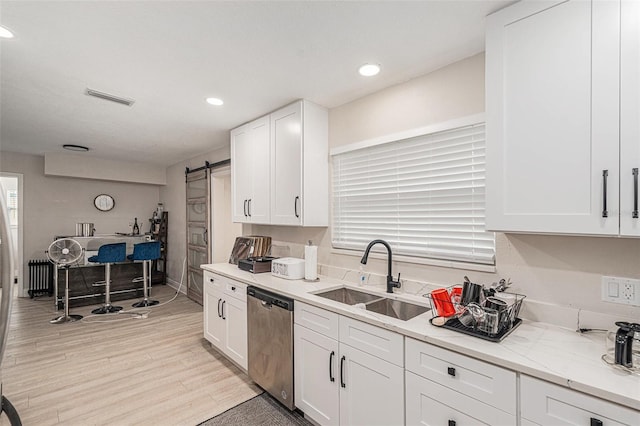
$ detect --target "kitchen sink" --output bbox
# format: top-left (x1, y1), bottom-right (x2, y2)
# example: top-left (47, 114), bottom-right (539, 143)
top-left (314, 287), bottom-right (431, 321)
top-left (314, 287), bottom-right (381, 305)
top-left (364, 298), bottom-right (431, 321)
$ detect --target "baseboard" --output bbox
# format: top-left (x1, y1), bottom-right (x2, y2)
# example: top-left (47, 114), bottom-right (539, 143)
top-left (166, 277), bottom-right (186, 294)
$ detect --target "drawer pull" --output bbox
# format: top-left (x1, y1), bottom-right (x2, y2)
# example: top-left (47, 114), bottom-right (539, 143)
top-left (217, 298), bottom-right (222, 318)
top-left (340, 355), bottom-right (346, 388)
top-left (221, 300), bottom-right (226, 320)
top-left (447, 367), bottom-right (456, 377)
top-left (231, 286), bottom-right (236, 291)
top-left (590, 418), bottom-right (603, 426)
top-left (448, 420), bottom-right (456, 426)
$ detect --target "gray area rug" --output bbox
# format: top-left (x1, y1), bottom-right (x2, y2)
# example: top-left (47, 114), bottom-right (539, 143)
top-left (198, 393), bottom-right (313, 426)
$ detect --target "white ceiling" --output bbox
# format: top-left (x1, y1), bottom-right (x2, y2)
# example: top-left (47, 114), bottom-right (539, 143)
top-left (0, 1), bottom-right (511, 167)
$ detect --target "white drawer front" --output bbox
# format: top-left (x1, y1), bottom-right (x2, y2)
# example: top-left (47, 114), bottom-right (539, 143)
top-left (406, 371), bottom-right (516, 426)
top-left (521, 375), bottom-right (640, 426)
top-left (405, 338), bottom-right (516, 414)
top-left (224, 279), bottom-right (247, 302)
top-left (204, 271), bottom-right (224, 292)
top-left (339, 316), bottom-right (403, 367)
top-left (294, 302), bottom-right (339, 340)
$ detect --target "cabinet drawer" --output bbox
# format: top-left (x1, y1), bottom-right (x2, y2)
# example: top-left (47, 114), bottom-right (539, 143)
top-left (203, 271), bottom-right (224, 292)
top-left (521, 375), bottom-right (640, 425)
top-left (339, 316), bottom-right (403, 367)
top-left (294, 302), bottom-right (339, 340)
top-left (224, 280), bottom-right (247, 302)
top-left (406, 371), bottom-right (515, 426)
top-left (405, 338), bottom-right (516, 414)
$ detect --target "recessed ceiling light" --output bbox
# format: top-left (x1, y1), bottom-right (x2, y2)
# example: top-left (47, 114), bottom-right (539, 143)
top-left (206, 97), bottom-right (224, 106)
top-left (0, 26), bottom-right (14, 39)
top-left (63, 144), bottom-right (89, 152)
top-left (359, 63), bottom-right (381, 77)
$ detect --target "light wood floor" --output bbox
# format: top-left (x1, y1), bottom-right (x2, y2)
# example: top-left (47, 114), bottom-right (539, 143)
top-left (0, 285), bottom-right (261, 426)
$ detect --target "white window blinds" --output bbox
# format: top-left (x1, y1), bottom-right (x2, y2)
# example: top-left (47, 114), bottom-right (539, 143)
top-left (331, 122), bottom-right (495, 265)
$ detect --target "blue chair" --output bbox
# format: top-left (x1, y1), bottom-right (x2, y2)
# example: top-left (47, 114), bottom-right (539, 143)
top-left (89, 242), bottom-right (126, 314)
top-left (128, 241), bottom-right (161, 307)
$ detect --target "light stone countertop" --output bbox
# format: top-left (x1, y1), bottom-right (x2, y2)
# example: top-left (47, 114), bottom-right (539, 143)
top-left (201, 262), bottom-right (640, 411)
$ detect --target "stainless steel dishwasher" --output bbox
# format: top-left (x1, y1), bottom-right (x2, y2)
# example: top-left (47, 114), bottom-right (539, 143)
top-left (247, 286), bottom-right (295, 410)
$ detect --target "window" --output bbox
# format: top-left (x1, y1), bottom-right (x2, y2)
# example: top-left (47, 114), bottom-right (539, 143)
top-left (331, 117), bottom-right (495, 266)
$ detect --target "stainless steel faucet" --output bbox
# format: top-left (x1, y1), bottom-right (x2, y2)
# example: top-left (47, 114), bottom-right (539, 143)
top-left (360, 239), bottom-right (401, 293)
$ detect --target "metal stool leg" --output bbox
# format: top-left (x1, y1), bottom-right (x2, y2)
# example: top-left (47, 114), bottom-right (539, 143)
top-left (50, 267), bottom-right (83, 324)
top-left (132, 260), bottom-right (159, 307)
top-left (92, 263), bottom-right (123, 314)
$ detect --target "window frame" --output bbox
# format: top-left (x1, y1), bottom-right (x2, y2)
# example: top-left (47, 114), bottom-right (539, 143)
top-left (330, 114), bottom-right (496, 272)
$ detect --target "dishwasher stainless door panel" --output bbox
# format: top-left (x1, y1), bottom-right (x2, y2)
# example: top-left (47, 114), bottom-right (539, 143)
top-left (247, 288), bottom-right (294, 410)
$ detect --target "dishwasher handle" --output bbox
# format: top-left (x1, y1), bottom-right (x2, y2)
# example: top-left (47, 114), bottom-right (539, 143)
top-left (247, 286), bottom-right (294, 311)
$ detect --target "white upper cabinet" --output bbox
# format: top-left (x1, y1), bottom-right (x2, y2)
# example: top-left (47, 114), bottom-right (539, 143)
top-left (231, 99), bottom-right (328, 227)
top-left (621, 0), bottom-right (640, 236)
top-left (231, 116), bottom-right (270, 224)
top-left (270, 100), bottom-right (328, 226)
top-left (486, 0), bottom-right (622, 235)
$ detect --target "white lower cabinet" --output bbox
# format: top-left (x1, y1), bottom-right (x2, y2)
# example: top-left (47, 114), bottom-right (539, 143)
top-left (405, 371), bottom-right (515, 426)
top-left (520, 375), bottom-right (640, 426)
top-left (339, 342), bottom-right (404, 426)
top-left (405, 338), bottom-right (516, 426)
top-left (203, 271), bottom-right (248, 370)
top-left (294, 302), bottom-right (404, 426)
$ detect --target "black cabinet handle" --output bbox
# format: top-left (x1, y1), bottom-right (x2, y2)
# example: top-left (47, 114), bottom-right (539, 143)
top-left (221, 300), bottom-right (226, 320)
top-left (210, 277), bottom-right (214, 282)
top-left (243, 199), bottom-right (248, 217)
top-left (602, 170), bottom-right (608, 218)
top-left (329, 351), bottom-right (335, 382)
top-left (448, 421), bottom-right (456, 426)
top-left (447, 367), bottom-right (456, 377)
top-left (340, 355), bottom-right (346, 388)
top-left (248, 199), bottom-right (252, 217)
top-left (294, 196), bottom-right (300, 218)
top-left (217, 298), bottom-right (222, 318)
top-left (231, 286), bottom-right (236, 291)
top-left (590, 418), bottom-right (603, 426)
top-left (633, 168), bottom-right (638, 219)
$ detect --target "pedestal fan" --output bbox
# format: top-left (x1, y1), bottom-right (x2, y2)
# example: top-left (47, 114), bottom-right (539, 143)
top-left (47, 238), bottom-right (83, 324)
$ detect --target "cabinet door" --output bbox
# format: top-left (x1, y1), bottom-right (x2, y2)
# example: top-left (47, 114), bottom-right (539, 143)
top-left (405, 371), bottom-right (515, 426)
top-left (203, 276), bottom-right (224, 348)
top-left (247, 116), bottom-right (270, 224)
top-left (271, 102), bottom-right (303, 226)
top-left (486, 0), bottom-right (620, 235)
top-left (620, 0), bottom-right (640, 236)
top-left (223, 295), bottom-right (248, 370)
top-left (339, 343), bottom-right (404, 426)
top-left (231, 124), bottom-right (252, 223)
top-left (294, 324), bottom-right (339, 426)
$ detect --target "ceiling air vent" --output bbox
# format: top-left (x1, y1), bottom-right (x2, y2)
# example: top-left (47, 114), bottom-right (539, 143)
top-left (85, 88), bottom-right (135, 106)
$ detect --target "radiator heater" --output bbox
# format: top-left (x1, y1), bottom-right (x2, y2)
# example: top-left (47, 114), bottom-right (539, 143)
top-left (28, 259), bottom-right (54, 298)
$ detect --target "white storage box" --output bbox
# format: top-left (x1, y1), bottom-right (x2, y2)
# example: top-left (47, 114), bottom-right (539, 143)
top-left (271, 257), bottom-right (305, 280)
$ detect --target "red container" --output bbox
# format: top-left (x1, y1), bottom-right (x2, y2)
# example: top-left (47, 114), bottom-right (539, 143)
top-left (431, 288), bottom-right (456, 317)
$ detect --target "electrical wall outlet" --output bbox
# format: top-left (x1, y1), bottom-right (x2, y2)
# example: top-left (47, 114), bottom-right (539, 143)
top-left (601, 276), bottom-right (640, 306)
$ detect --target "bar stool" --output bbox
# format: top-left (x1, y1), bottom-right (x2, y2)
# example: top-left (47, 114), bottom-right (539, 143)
top-left (89, 242), bottom-right (126, 314)
top-left (129, 241), bottom-right (161, 308)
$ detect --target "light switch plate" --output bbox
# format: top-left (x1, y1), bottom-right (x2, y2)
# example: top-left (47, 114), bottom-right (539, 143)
top-left (601, 276), bottom-right (640, 306)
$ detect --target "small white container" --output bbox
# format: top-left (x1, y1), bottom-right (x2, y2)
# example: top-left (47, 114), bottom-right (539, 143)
top-left (271, 257), bottom-right (305, 280)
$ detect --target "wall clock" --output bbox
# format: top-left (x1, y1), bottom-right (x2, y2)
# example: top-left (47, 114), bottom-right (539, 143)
top-left (94, 194), bottom-right (115, 212)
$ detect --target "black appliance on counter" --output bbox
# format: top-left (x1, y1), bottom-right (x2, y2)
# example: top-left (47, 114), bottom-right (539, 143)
top-left (238, 256), bottom-right (278, 274)
top-left (614, 321), bottom-right (640, 368)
